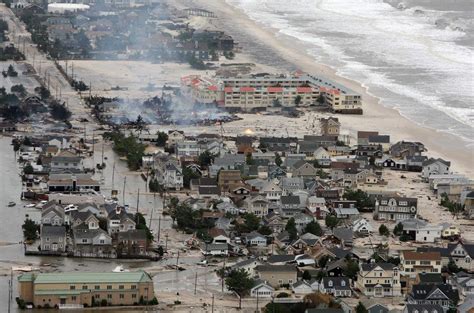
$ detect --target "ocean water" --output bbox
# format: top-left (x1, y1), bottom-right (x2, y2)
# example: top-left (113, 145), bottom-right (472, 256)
top-left (227, 0), bottom-right (474, 145)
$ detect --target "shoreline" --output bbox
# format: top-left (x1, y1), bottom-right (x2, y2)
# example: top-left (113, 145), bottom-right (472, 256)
top-left (172, 0), bottom-right (473, 178)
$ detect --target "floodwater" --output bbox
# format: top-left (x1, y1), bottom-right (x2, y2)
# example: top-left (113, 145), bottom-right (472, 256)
top-left (0, 136), bottom-right (220, 311)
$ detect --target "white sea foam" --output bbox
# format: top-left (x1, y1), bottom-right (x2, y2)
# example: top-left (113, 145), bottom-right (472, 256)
top-left (228, 0), bottom-right (474, 142)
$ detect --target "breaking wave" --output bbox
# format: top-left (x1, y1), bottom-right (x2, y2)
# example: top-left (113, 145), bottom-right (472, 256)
top-left (227, 0), bottom-right (474, 144)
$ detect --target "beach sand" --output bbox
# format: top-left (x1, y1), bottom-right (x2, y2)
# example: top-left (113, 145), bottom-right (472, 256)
top-left (170, 0), bottom-right (473, 178)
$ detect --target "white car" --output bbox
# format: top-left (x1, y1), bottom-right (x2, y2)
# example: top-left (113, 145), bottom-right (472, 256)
top-left (64, 205), bottom-right (78, 213)
top-left (24, 203), bottom-right (36, 208)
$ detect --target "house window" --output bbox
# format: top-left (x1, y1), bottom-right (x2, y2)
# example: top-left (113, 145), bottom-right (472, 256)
top-left (131, 285), bottom-right (137, 289)
top-left (95, 285), bottom-right (100, 290)
top-left (132, 294), bottom-right (137, 299)
top-left (107, 294), bottom-right (112, 299)
top-left (107, 285), bottom-right (112, 290)
top-left (119, 294), bottom-right (125, 299)
top-left (71, 296), bottom-right (76, 301)
top-left (95, 294), bottom-right (100, 299)
top-left (70, 286), bottom-right (75, 290)
top-left (119, 285), bottom-right (124, 289)
top-left (82, 285), bottom-right (88, 290)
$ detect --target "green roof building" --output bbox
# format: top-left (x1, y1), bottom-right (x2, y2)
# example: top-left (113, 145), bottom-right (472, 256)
top-left (18, 271), bottom-right (154, 309)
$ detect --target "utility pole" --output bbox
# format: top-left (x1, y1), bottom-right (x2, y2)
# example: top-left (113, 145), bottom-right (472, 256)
top-left (136, 188), bottom-right (140, 214)
top-left (92, 130), bottom-right (95, 157)
top-left (149, 193), bottom-right (155, 230)
top-left (7, 273), bottom-right (11, 313)
top-left (111, 162), bottom-right (116, 193)
top-left (256, 289), bottom-right (259, 313)
top-left (221, 258), bottom-right (226, 292)
top-left (176, 250), bottom-right (180, 269)
top-left (101, 141), bottom-right (104, 167)
top-left (157, 215), bottom-right (161, 242)
top-left (165, 233), bottom-right (168, 251)
top-left (194, 272), bottom-right (197, 295)
top-left (122, 177), bottom-right (127, 205)
top-left (211, 294), bottom-right (214, 313)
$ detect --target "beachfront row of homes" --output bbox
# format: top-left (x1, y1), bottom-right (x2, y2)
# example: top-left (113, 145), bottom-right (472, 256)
top-left (181, 72), bottom-right (363, 114)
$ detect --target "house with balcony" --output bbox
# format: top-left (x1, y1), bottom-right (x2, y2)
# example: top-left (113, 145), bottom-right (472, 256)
top-left (244, 195), bottom-right (269, 217)
top-left (374, 196), bottom-right (417, 221)
top-left (72, 228), bottom-right (115, 258)
top-left (400, 251), bottom-right (442, 278)
top-left (356, 262), bottom-right (401, 297)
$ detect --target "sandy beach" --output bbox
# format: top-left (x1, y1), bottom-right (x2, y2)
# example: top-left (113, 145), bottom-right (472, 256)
top-left (170, 0), bottom-right (473, 178)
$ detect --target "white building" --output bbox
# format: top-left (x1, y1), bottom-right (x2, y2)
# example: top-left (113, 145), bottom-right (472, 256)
top-left (176, 140), bottom-right (201, 157)
top-left (422, 158), bottom-right (451, 180)
top-left (250, 281), bottom-right (274, 298)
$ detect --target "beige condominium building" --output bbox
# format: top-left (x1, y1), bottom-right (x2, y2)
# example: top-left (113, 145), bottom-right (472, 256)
top-left (181, 72), bottom-right (362, 113)
top-left (18, 271), bottom-right (154, 309)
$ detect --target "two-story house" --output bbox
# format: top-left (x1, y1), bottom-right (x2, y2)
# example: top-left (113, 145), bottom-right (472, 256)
top-left (407, 283), bottom-right (459, 312)
top-left (218, 170), bottom-right (242, 193)
top-left (244, 195), bottom-right (269, 217)
top-left (401, 218), bottom-right (442, 243)
top-left (72, 228), bottom-right (115, 258)
top-left (176, 140), bottom-right (200, 157)
top-left (107, 207), bottom-right (136, 235)
top-left (306, 196), bottom-right (329, 220)
top-left (422, 158), bottom-right (451, 180)
top-left (261, 180), bottom-right (283, 202)
top-left (356, 262), bottom-right (401, 297)
top-left (50, 151), bottom-right (83, 173)
top-left (400, 251), bottom-right (442, 278)
top-left (116, 229), bottom-right (148, 256)
top-left (255, 264), bottom-right (297, 288)
top-left (40, 225), bottom-right (66, 252)
top-left (374, 196), bottom-right (417, 221)
top-left (319, 277), bottom-right (352, 297)
top-left (162, 163), bottom-right (183, 190)
top-left (280, 195), bottom-right (302, 217)
top-left (320, 117), bottom-right (340, 136)
top-left (167, 130), bottom-right (185, 146)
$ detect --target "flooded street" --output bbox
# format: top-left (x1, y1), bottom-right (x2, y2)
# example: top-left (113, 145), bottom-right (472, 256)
top-left (0, 136), bottom-right (227, 311)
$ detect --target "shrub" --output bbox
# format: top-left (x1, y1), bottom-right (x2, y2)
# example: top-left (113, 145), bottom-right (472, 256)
top-left (148, 297), bottom-right (158, 305)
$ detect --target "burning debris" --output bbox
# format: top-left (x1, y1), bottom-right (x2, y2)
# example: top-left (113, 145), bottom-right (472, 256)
top-left (86, 93), bottom-right (241, 128)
